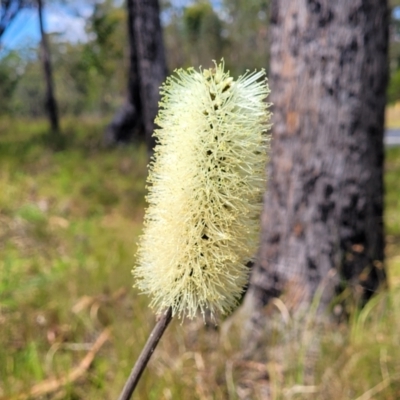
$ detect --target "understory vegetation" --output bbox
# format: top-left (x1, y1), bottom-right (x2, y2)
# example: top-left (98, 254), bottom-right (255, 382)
top-left (0, 117), bottom-right (400, 399)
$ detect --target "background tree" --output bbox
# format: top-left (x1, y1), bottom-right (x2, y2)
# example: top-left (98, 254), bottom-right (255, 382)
top-left (183, 1), bottom-right (223, 68)
top-left (244, 0), bottom-right (389, 325)
top-left (133, 0), bottom-right (167, 150)
top-left (162, 0), bottom-right (270, 76)
top-left (105, 0), bottom-right (143, 144)
top-left (222, 0), bottom-right (270, 75)
top-left (37, 0), bottom-right (59, 133)
top-left (1, 0), bottom-right (274, 121)
top-left (79, 0), bottom-right (127, 115)
top-left (105, 0), bottom-right (167, 149)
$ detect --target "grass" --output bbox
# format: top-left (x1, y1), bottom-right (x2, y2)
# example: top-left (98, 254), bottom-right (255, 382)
top-left (0, 117), bottom-right (399, 399)
top-left (386, 102), bottom-right (400, 129)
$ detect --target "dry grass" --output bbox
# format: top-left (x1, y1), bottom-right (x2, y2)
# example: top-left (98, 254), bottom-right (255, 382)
top-left (386, 102), bottom-right (400, 128)
top-left (0, 118), bottom-right (399, 399)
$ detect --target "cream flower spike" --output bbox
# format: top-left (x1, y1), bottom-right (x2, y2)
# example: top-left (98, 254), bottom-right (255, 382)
top-left (133, 60), bottom-right (271, 320)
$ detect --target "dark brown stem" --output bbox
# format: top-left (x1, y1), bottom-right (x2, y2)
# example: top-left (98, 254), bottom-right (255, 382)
top-left (118, 307), bottom-right (173, 400)
top-left (37, 0), bottom-right (59, 134)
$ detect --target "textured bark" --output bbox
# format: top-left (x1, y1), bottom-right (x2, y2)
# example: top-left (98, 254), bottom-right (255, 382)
top-left (105, 0), bottom-right (167, 149)
top-left (246, 0), bottom-right (388, 318)
top-left (133, 0), bottom-right (167, 150)
top-left (105, 0), bottom-right (142, 145)
top-left (37, 0), bottom-right (59, 134)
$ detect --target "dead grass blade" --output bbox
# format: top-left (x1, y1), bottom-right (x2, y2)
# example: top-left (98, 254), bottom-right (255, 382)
top-left (1, 328), bottom-right (111, 400)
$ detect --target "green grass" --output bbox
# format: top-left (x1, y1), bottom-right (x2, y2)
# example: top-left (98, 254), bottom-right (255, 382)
top-left (0, 118), bottom-right (400, 399)
top-left (0, 117), bottom-right (150, 399)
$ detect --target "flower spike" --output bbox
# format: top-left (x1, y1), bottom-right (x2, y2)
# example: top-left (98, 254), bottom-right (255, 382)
top-left (133, 61), bottom-right (272, 319)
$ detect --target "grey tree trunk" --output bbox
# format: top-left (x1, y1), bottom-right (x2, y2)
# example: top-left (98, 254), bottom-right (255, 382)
top-left (245, 0), bottom-right (388, 321)
top-left (105, 0), bottom-right (142, 144)
top-left (133, 0), bottom-right (167, 150)
top-left (37, 0), bottom-right (59, 134)
top-left (106, 0), bottom-right (167, 150)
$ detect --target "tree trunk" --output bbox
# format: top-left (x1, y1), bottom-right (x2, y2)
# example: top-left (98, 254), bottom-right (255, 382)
top-left (245, 0), bottom-right (388, 321)
top-left (105, 0), bottom-right (167, 150)
top-left (133, 0), bottom-right (167, 150)
top-left (105, 0), bottom-right (143, 145)
top-left (37, 0), bottom-right (59, 134)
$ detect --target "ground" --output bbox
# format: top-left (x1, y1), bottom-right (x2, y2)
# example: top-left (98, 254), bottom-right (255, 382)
top-left (0, 115), bottom-right (399, 399)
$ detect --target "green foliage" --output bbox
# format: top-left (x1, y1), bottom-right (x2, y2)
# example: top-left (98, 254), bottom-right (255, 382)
top-left (2, 0), bottom-right (399, 118)
top-left (163, 0), bottom-right (270, 75)
top-left (388, 68), bottom-right (400, 104)
top-left (388, 25), bottom-right (400, 105)
top-left (222, 0), bottom-right (270, 75)
top-left (386, 146), bottom-right (400, 237)
top-left (162, 0), bottom-right (225, 70)
top-left (0, 0), bottom-right (127, 118)
top-left (0, 51), bottom-right (24, 115)
top-left (184, 2), bottom-right (213, 41)
top-left (82, 0), bottom-right (126, 80)
top-left (52, 1), bottom-right (127, 116)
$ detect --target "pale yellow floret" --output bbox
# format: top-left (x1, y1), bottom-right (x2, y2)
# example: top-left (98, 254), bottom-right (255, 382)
top-left (133, 61), bottom-right (271, 319)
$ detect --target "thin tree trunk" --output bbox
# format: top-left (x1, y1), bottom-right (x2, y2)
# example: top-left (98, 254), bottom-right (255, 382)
top-left (37, 0), bottom-right (59, 134)
top-left (245, 0), bottom-right (388, 322)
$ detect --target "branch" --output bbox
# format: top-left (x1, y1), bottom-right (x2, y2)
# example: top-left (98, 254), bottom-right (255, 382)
top-left (118, 307), bottom-right (173, 400)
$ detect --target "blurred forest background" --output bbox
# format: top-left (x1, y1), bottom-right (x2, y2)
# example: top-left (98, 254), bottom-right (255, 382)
top-left (1, 0), bottom-right (400, 399)
top-left (2, 0), bottom-right (400, 119)
top-left (0, 0), bottom-right (270, 120)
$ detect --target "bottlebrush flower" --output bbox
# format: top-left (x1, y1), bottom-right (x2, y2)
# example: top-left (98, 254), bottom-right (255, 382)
top-left (133, 61), bottom-right (271, 319)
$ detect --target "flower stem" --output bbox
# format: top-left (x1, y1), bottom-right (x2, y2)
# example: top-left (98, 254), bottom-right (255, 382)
top-left (118, 307), bottom-right (173, 400)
